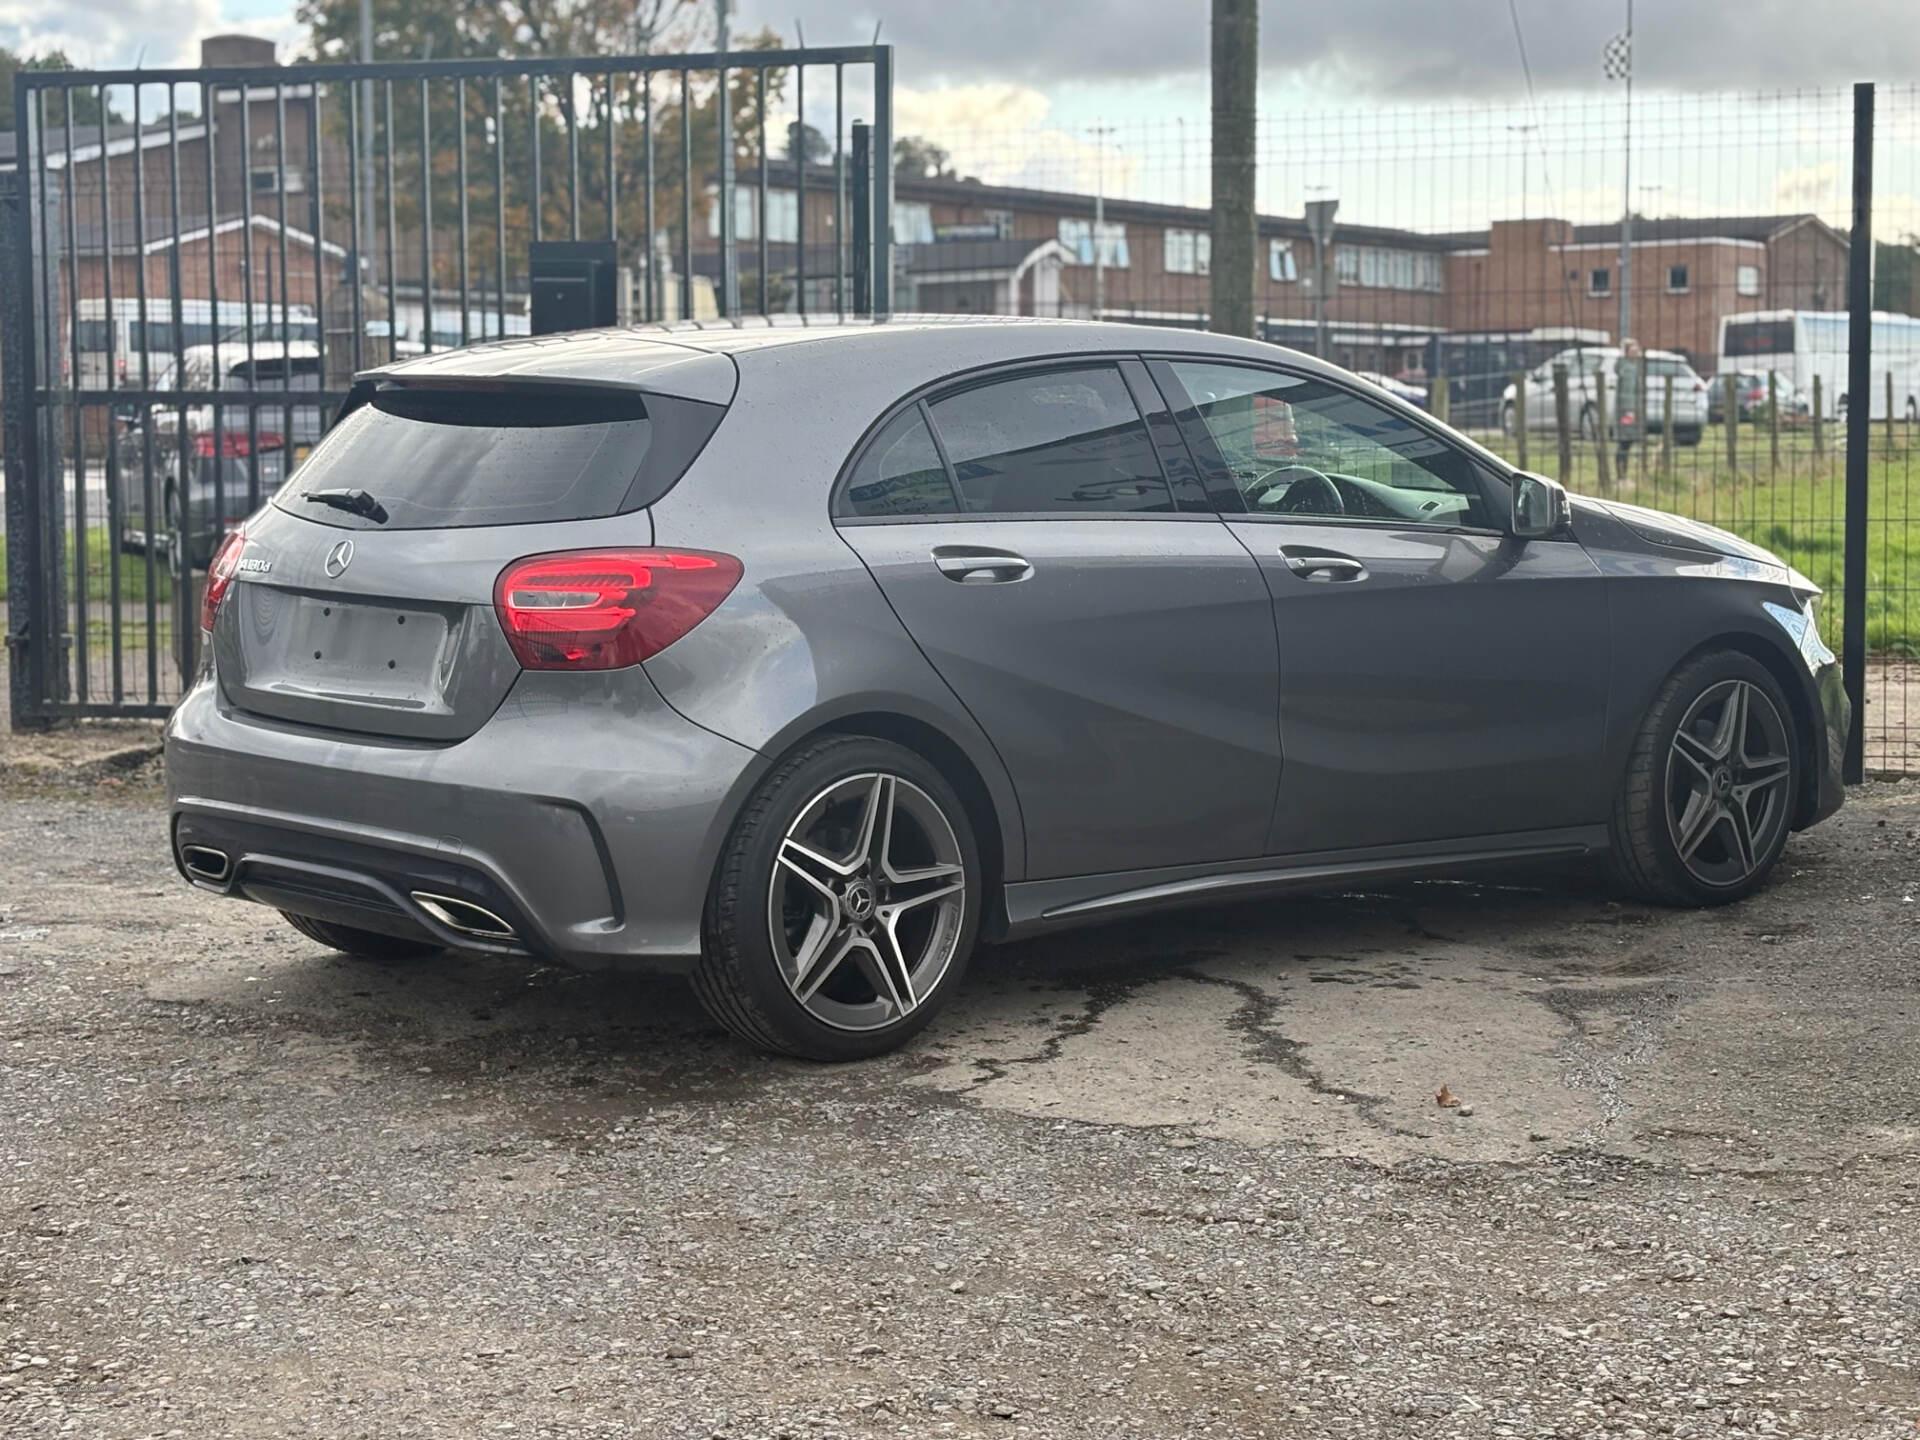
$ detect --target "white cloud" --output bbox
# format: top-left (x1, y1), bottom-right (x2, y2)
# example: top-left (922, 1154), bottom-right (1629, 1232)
top-left (895, 82), bottom-right (1138, 197)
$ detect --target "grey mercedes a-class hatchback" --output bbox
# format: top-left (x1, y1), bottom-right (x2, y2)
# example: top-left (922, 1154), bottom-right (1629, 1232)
top-left (167, 317), bottom-right (1847, 1059)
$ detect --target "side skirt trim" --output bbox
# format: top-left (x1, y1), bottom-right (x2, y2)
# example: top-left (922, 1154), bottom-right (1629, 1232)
top-left (1002, 825), bottom-right (1609, 934)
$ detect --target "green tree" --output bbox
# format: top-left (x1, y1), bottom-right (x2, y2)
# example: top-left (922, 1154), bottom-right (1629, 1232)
top-left (892, 136), bottom-right (954, 182)
top-left (1875, 236), bottom-right (1920, 317)
top-left (0, 48), bottom-right (126, 133)
top-left (293, 0), bottom-right (788, 295)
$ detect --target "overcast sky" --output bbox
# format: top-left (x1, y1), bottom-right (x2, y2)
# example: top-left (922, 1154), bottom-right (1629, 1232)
top-left (2, 0), bottom-right (1907, 97)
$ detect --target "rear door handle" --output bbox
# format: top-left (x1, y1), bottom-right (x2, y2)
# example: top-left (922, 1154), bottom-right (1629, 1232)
top-left (933, 547), bottom-right (1034, 584)
top-left (1281, 549), bottom-right (1367, 580)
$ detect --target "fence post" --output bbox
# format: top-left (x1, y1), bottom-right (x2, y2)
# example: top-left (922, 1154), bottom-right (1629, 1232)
top-left (1660, 373), bottom-right (1675, 482)
top-left (1842, 80), bottom-right (1874, 783)
top-left (1512, 371), bottom-right (1528, 471)
top-left (1553, 362), bottom-right (1572, 482)
top-left (1593, 367), bottom-right (1613, 494)
top-left (1430, 373), bottom-right (1449, 426)
top-left (1812, 374), bottom-right (1825, 458)
top-left (850, 121), bottom-right (871, 316)
top-left (1725, 372), bottom-right (1739, 478)
top-left (1637, 366), bottom-right (1649, 485)
top-left (1888, 372), bottom-right (1897, 451)
top-left (1768, 371), bottom-right (1780, 477)
top-left (871, 47), bottom-right (894, 318)
top-left (1, 167), bottom-right (45, 728)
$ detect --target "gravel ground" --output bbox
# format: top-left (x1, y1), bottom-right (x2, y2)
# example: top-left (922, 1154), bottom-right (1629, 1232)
top-left (2, 733), bottom-right (1919, 1438)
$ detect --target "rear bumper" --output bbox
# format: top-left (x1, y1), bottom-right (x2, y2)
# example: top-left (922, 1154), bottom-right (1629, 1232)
top-left (165, 668), bottom-right (766, 964)
top-left (1803, 653), bottom-right (1848, 828)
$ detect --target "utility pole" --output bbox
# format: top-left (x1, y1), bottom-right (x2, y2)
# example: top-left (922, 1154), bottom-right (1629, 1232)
top-left (1508, 123), bottom-right (1537, 220)
top-left (1615, 0), bottom-right (1634, 346)
top-left (1208, 0), bottom-right (1257, 336)
top-left (359, 0), bottom-right (375, 285)
top-left (1090, 123), bottom-right (1114, 320)
top-left (716, 0), bottom-right (739, 317)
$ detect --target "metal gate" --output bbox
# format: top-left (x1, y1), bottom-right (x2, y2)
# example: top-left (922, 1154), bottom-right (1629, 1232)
top-left (3, 44), bottom-right (893, 724)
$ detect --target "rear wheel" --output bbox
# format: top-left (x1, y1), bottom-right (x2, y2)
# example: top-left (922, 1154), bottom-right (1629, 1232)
top-left (280, 911), bottom-right (443, 960)
top-left (1609, 651), bottom-right (1799, 906)
top-left (1500, 402), bottom-right (1517, 436)
top-left (692, 735), bottom-right (981, 1060)
top-left (1578, 404), bottom-right (1598, 440)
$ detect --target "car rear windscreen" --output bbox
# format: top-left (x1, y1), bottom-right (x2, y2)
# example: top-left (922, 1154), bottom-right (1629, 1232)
top-left (272, 383), bottom-right (723, 531)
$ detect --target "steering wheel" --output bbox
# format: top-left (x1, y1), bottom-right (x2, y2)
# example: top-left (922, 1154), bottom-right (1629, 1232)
top-left (1244, 464), bottom-right (1345, 516)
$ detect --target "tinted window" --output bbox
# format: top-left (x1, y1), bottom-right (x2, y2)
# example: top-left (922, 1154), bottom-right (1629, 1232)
top-left (838, 408), bottom-right (957, 518)
top-left (1171, 362), bottom-right (1489, 529)
top-left (273, 385), bottom-right (721, 531)
top-left (1725, 319), bottom-right (1794, 357)
top-left (928, 367), bottom-right (1173, 515)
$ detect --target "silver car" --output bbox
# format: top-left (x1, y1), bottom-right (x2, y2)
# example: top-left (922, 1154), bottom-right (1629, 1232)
top-left (167, 318), bottom-right (1847, 1060)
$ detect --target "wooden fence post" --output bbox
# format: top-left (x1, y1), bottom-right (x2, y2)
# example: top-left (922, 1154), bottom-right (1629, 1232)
top-left (1637, 365), bottom-right (1649, 485)
top-left (1660, 373), bottom-right (1675, 483)
top-left (1553, 363), bottom-right (1573, 483)
top-left (1594, 367), bottom-right (1613, 494)
top-left (1812, 374), bottom-right (1825, 457)
top-left (1513, 371), bottom-right (1528, 471)
top-left (1768, 371), bottom-right (1780, 477)
top-left (1888, 371), bottom-right (1897, 451)
top-left (1725, 371), bottom-right (1740, 478)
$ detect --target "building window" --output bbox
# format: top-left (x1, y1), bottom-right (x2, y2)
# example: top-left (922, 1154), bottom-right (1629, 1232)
top-left (1736, 263), bottom-right (1761, 297)
top-left (1269, 239), bottom-right (1297, 282)
top-left (1058, 218), bottom-right (1129, 268)
top-left (1335, 246), bottom-right (1360, 285)
top-left (250, 167), bottom-right (304, 195)
top-left (893, 201), bottom-right (935, 245)
top-left (984, 209), bottom-right (1013, 239)
top-left (1164, 229), bottom-right (1211, 276)
top-left (1588, 268), bottom-right (1612, 298)
top-left (1333, 245), bottom-right (1443, 291)
top-left (1667, 264), bottom-right (1689, 293)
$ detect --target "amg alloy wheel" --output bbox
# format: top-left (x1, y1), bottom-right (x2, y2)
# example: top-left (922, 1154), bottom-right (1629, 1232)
top-left (1610, 650), bottom-right (1800, 905)
top-left (693, 735), bottom-right (981, 1059)
top-left (769, 773), bottom-right (968, 1032)
top-left (1664, 679), bottom-right (1794, 889)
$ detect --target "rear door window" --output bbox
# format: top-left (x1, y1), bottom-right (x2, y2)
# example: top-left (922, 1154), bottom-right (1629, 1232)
top-left (927, 366), bottom-right (1174, 515)
top-left (273, 384), bottom-right (722, 530)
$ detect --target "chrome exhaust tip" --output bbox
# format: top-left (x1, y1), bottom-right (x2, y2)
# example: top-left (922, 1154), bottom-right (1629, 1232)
top-left (180, 844), bottom-right (232, 883)
top-left (410, 891), bottom-right (518, 942)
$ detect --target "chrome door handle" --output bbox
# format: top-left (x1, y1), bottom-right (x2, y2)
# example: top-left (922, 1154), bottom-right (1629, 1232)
top-left (1282, 552), bottom-right (1365, 578)
top-left (933, 548), bottom-right (1034, 584)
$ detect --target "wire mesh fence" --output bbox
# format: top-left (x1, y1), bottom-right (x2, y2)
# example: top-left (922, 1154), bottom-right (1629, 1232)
top-left (7, 66), bottom-right (1920, 770)
top-left (2, 47), bottom-right (891, 720)
top-left (888, 86), bottom-right (1920, 771)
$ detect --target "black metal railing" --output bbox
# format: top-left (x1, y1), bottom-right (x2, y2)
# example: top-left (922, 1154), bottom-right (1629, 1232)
top-left (3, 45), bottom-right (893, 722)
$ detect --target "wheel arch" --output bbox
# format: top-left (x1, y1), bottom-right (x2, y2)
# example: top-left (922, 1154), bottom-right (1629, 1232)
top-left (1663, 629), bottom-right (1826, 829)
top-left (815, 710), bottom-right (1014, 941)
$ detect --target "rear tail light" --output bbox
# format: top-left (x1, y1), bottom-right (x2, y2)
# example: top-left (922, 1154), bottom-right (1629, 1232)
top-left (201, 528), bottom-right (248, 634)
top-left (494, 548), bottom-right (743, 671)
top-left (191, 430), bottom-right (283, 458)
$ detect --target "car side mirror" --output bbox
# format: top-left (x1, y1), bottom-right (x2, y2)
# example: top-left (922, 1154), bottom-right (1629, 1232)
top-left (1511, 471), bottom-right (1571, 540)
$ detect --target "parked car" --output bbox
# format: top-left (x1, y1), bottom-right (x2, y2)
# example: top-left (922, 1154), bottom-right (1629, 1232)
top-left (116, 342), bottom-right (324, 569)
top-left (167, 318), bottom-right (1846, 1060)
top-left (1351, 369), bottom-right (1428, 407)
top-left (1501, 347), bottom-right (1709, 446)
top-left (1708, 370), bottom-right (1801, 425)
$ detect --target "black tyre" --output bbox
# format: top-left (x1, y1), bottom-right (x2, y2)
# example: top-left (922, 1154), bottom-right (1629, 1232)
top-left (1578, 404), bottom-right (1598, 440)
top-left (1609, 650), bottom-right (1800, 906)
top-left (692, 734), bottom-right (982, 1061)
top-left (280, 910), bottom-right (443, 960)
top-left (1500, 402), bottom-right (1517, 436)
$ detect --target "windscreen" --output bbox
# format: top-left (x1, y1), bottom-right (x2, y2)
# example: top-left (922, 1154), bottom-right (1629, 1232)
top-left (272, 384), bottom-right (720, 531)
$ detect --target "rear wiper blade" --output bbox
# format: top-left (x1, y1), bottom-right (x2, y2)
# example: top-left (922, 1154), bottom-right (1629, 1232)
top-left (302, 488), bottom-right (389, 524)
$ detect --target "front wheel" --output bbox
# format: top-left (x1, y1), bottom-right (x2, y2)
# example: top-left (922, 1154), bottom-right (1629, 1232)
top-left (1609, 651), bottom-right (1799, 906)
top-left (692, 736), bottom-right (982, 1060)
